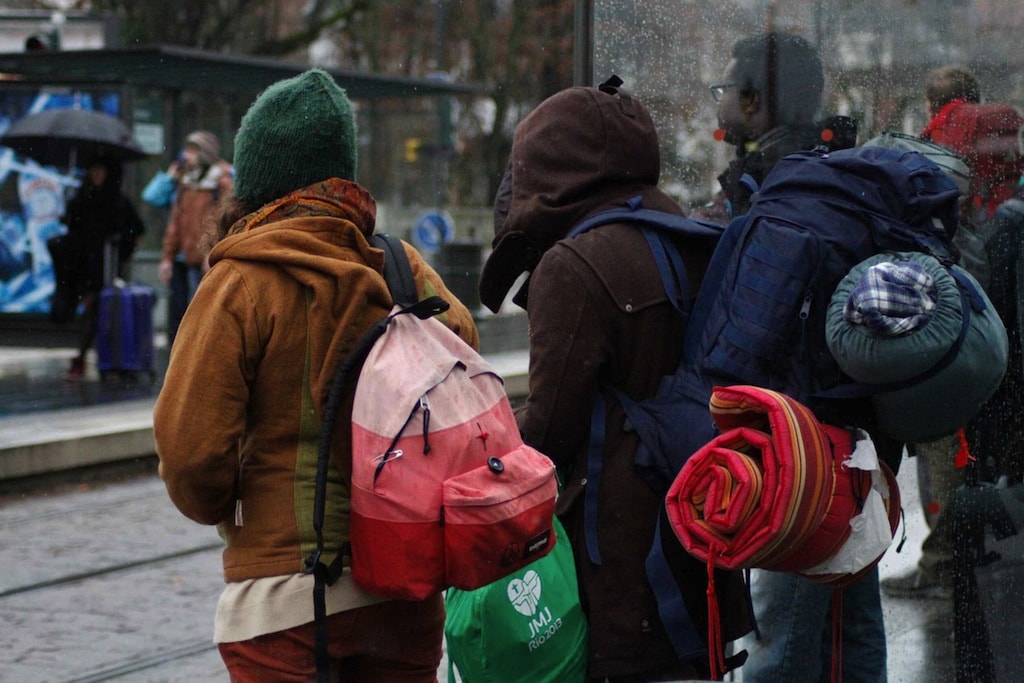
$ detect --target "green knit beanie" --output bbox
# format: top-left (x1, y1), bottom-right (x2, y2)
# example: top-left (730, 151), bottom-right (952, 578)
top-left (233, 68), bottom-right (358, 207)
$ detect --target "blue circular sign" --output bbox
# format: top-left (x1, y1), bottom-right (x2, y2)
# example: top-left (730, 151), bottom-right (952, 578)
top-left (413, 210), bottom-right (454, 253)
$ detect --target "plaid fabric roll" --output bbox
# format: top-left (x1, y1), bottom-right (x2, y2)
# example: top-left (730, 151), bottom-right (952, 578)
top-left (843, 259), bottom-right (937, 335)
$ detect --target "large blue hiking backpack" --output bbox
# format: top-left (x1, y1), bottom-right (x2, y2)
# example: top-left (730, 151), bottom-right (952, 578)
top-left (569, 144), bottom-right (965, 665)
top-left (647, 145), bottom-right (962, 480)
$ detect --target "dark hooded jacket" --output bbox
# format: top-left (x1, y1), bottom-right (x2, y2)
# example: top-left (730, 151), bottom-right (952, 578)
top-left (62, 162), bottom-right (145, 293)
top-left (480, 84), bottom-right (749, 679)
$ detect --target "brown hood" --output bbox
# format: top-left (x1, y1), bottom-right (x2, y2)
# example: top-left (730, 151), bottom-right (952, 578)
top-left (206, 178), bottom-right (386, 420)
top-left (480, 80), bottom-right (662, 312)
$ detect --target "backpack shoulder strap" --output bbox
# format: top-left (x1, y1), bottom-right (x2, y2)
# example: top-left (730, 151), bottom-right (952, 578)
top-left (573, 200), bottom-right (728, 662)
top-left (371, 233), bottom-right (418, 306)
top-left (568, 196), bottom-right (724, 241)
top-left (569, 197), bottom-right (724, 315)
top-left (307, 236), bottom-right (447, 683)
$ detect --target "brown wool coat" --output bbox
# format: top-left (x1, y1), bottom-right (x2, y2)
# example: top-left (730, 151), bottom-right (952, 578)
top-left (490, 86), bottom-right (749, 679)
top-left (154, 179), bottom-right (478, 582)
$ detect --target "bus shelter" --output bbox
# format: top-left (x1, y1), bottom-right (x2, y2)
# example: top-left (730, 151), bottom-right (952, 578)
top-left (0, 45), bottom-right (484, 345)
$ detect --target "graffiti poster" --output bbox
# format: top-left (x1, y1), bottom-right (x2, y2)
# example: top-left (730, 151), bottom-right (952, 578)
top-left (0, 88), bottom-right (123, 313)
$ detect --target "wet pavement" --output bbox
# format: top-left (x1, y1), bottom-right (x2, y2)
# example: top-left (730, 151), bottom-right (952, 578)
top-left (0, 345), bottom-right (165, 418)
top-left (0, 434), bottom-right (963, 682)
top-left (0, 343), bottom-right (1016, 681)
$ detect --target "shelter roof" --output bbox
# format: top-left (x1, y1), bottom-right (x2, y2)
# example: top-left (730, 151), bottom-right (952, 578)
top-left (0, 45), bottom-right (486, 100)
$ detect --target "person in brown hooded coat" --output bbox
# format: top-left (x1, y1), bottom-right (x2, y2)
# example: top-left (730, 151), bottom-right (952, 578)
top-left (154, 69), bottom-right (478, 681)
top-left (479, 79), bottom-right (750, 681)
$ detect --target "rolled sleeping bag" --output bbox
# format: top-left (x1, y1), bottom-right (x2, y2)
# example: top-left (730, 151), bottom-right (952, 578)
top-left (826, 251), bottom-right (1007, 443)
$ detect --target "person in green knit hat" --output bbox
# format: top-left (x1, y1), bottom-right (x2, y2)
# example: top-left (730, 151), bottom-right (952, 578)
top-left (153, 69), bottom-right (479, 681)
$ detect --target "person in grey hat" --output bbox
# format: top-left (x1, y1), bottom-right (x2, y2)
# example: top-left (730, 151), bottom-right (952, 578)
top-left (144, 129), bottom-right (233, 345)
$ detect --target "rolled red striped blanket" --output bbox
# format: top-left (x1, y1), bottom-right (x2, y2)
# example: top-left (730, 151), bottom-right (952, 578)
top-left (666, 385), bottom-right (899, 583)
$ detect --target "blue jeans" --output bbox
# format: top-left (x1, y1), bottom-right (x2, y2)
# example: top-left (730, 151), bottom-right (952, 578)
top-left (741, 568), bottom-right (887, 683)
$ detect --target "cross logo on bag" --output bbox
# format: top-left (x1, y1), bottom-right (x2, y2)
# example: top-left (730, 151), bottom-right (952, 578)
top-left (507, 569), bottom-right (542, 616)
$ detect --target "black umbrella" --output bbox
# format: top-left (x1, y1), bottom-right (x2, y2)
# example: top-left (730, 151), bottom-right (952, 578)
top-left (0, 107), bottom-right (145, 168)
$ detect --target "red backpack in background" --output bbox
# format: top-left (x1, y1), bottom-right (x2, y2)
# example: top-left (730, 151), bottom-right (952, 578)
top-left (925, 101), bottom-right (1024, 219)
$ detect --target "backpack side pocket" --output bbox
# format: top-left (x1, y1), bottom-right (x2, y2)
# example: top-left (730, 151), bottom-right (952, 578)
top-left (703, 218), bottom-right (822, 391)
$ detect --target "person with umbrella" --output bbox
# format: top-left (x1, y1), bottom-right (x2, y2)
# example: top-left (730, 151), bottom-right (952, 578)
top-left (1, 107), bottom-right (146, 171)
top-left (1, 105), bottom-right (147, 348)
top-left (59, 155), bottom-right (145, 380)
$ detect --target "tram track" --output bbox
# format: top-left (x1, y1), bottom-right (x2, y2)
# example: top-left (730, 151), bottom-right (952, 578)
top-left (0, 486), bottom-right (163, 528)
top-left (0, 540), bottom-right (223, 599)
top-left (64, 638), bottom-right (218, 683)
top-left (0, 480), bottom-right (227, 683)
top-left (0, 472), bottom-right (228, 604)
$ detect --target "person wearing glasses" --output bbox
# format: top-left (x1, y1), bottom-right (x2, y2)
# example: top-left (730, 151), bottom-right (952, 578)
top-left (709, 32), bottom-right (890, 683)
top-left (711, 32), bottom-right (855, 219)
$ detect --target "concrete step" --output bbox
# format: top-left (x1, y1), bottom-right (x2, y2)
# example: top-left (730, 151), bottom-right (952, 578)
top-left (0, 398), bottom-right (157, 480)
top-left (0, 347), bottom-right (530, 482)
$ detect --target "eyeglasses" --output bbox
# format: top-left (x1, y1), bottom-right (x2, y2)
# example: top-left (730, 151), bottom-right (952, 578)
top-left (709, 83), bottom-right (736, 102)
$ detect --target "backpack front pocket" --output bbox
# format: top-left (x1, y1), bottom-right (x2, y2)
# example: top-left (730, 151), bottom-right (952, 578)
top-left (704, 218), bottom-right (822, 389)
top-left (441, 445), bottom-right (558, 590)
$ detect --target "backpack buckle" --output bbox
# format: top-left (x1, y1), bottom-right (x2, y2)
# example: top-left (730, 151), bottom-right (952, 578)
top-left (303, 550), bottom-right (322, 575)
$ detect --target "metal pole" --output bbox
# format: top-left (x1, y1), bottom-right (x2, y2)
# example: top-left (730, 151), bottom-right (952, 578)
top-left (573, 0), bottom-right (593, 87)
top-left (434, 0), bottom-right (450, 208)
top-left (814, 0), bottom-right (823, 52)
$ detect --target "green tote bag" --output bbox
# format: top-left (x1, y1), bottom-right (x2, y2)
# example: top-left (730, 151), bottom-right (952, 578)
top-left (445, 516), bottom-right (588, 682)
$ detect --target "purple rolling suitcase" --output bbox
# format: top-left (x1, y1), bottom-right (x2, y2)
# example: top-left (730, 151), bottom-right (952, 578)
top-left (96, 282), bottom-right (155, 379)
top-left (95, 239), bottom-right (155, 381)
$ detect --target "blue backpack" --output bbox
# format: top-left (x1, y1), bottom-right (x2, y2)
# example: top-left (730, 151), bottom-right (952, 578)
top-left (569, 144), bottom-right (963, 664)
top-left (566, 202), bottom-right (735, 665)
top-left (679, 145), bottom-right (960, 454)
top-left (581, 146), bottom-right (961, 490)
